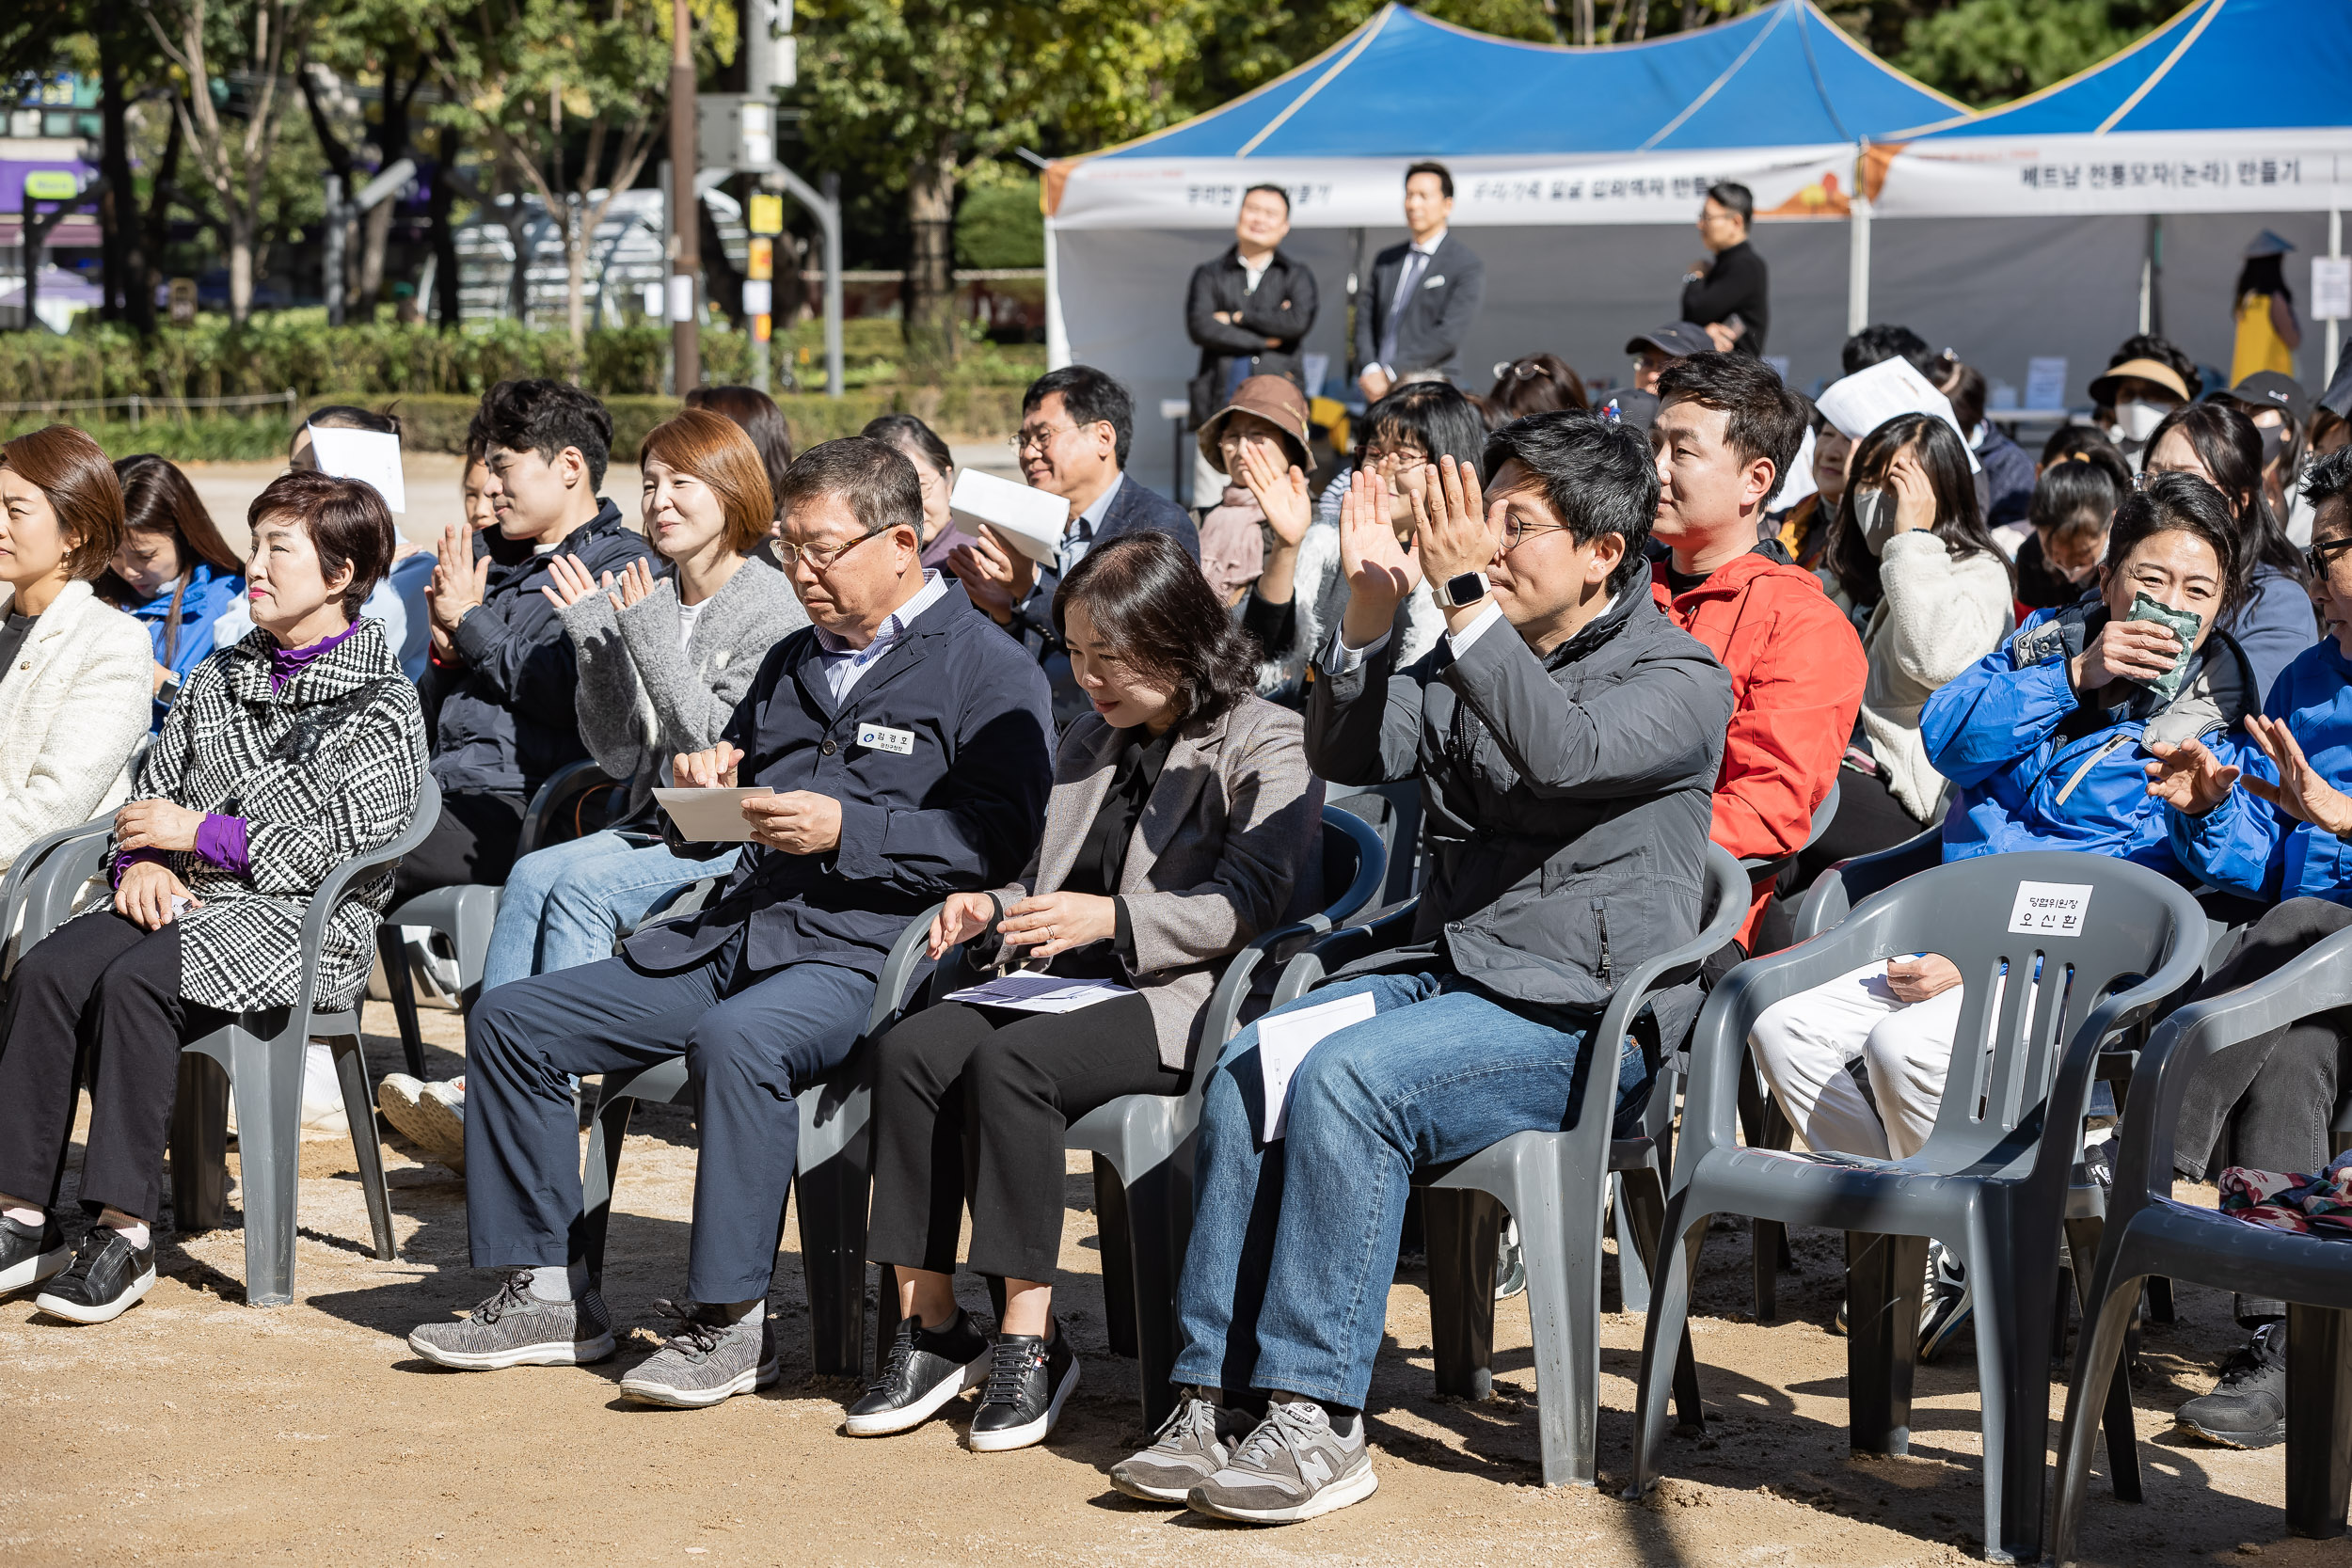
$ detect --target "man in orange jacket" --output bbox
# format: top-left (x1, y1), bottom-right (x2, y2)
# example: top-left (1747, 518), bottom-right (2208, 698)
top-left (1648, 353), bottom-right (1867, 956)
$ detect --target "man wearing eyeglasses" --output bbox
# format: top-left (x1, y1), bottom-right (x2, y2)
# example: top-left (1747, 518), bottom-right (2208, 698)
top-left (949, 366), bottom-right (1200, 724)
top-left (409, 436), bottom-right (1056, 1404)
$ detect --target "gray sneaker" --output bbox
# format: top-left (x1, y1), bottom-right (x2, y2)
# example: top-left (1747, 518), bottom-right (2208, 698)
top-left (619, 1299), bottom-right (779, 1408)
top-left (408, 1271), bottom-right (616, 1370)
top-left (1109, 1386), bottom-right (1255, 1503)
top-left (1186, 1393), bottom-right (1378, 1524)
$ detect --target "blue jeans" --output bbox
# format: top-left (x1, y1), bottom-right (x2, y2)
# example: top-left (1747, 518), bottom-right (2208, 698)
top-left (1168, 969), bottom-right (1649, 1410)
top-left (480, 830), bottom-right (738, 992)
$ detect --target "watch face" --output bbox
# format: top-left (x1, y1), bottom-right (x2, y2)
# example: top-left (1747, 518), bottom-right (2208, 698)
top-left (1444, 571), bottom-right (1487, 608)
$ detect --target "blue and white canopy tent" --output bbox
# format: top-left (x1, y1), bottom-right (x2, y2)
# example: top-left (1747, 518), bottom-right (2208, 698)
top-left (1043, 0), bottom-right (1966, 436)
top-left (1864, 0), bottom-right (2352, 402)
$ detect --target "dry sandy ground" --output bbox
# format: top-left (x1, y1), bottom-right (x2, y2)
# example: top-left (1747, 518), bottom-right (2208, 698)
top-left (0, 1004), bottom-right (2334, 1568)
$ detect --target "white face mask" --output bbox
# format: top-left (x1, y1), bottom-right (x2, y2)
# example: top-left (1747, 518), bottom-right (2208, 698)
top-left (1851, 489), bottom-right (1899, 557)
top-left (2111, 398), bottom-right (2167, 444)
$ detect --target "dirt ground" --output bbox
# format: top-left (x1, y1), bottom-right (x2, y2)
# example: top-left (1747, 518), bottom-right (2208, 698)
top-left (0, 1003), bottom-right (2334, 1568)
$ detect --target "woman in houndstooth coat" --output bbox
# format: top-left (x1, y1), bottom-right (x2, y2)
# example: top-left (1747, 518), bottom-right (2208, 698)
top-left (0, 470), bottom-right (426, 1325)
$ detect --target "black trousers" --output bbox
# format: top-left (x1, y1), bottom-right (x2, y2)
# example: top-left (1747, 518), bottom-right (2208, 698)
top-left (0, 911), bottom-right (221, 1223)
top-left (866, 994), bottom-right (1181, 1287)
top-left (2172, 896), bottom-right (2352, 1324)
top-left (391, 787), bottom-right (528, 901)
top-left (1753, 768), bottom-right (1931, 956)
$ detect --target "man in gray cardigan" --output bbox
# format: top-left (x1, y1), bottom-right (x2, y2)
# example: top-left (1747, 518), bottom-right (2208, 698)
top-left (1111, 411), bottom-right (1734, 1523)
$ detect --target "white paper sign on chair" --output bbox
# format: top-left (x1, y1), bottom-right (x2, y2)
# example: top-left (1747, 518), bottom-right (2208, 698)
top-left (2008, 880), bottom-right (2093, 937)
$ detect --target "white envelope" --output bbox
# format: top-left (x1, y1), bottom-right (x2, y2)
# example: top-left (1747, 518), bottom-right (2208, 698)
top-left (652, 785), bottom-right (774, 843)
top-left (306, 424), bottom-right (407, 513)
top-left (948, 467), bottom-right (1069, 566)
top-left (1815, 356), bottom-right (1982, 473)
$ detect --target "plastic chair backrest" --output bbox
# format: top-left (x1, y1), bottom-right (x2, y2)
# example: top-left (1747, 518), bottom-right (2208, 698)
top-left (1804, 777), bottom-right (1840, 853)
top-left (1791, 821), bottom-right (1942, 944)
top-left (1735, 851), bottom-right (2207, 1166)
top-left (516, 759), bottom-right (620, 860)
top-left (1315, 804), bottom-right (1386, 932)
top-left (284, 773), bottom-right (444, 1033)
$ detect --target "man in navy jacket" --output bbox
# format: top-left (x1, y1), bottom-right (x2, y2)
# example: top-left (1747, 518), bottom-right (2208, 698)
top-left (409, 437), bottom-right (1055, 1408)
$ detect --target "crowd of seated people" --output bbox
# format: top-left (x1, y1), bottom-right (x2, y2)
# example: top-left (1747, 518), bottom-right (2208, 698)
top-left (1, 321), bottom-right (2349, 1543)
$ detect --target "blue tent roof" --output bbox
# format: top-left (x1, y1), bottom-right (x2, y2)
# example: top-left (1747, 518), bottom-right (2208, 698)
top-left (1093, 1), bottom-right (1965, 162)
top-left (1900, 0), bottom-right (2352, 138)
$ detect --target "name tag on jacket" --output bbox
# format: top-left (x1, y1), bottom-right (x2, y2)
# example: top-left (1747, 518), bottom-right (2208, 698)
top-left (857, 722), bottom-right (915, 755)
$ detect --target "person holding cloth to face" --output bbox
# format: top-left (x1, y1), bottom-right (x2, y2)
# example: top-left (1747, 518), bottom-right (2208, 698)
top-left (0, 470), bottom-right (424, 1323)
top-left (406, 438), bottom-right (1054, 1413)
top-left (1681, 182), bottom-right (1769, 356)
top-left (847, 530), bottom-right (1321, 1453)
top-left (1355, 162), bottom-right (1485, 402)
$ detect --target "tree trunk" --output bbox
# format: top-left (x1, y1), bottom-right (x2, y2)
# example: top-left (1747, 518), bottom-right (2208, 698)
top-left (97, 32), bottom-right (157, 332)
top-left (229, 210), bottom-right (257, 325)
top-left (904, 154), bottom-right (959, 369)
top-left (565, 198), bottom-right (589, 348)
top-left (430, 124), bottom-right (462, 330)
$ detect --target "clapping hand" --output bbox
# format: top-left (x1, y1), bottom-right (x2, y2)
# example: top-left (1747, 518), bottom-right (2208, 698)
top-left (1336, 466), bottom-right (1422, 647)
top-left (539, 552), bottom-right (614, 612)
top-left (425, 523), bottom-right (490, 634)
top-left (2143, 736), bottom-right (2241, 816)
top-left (1232, 438), bottom-right (1312, 551)
top-left (2241, 714), bottom-right (2352, 837)
top-left (612, 557), bottom-right (660, 610)
top-left (1407, 453), bottom-right (1500, 598)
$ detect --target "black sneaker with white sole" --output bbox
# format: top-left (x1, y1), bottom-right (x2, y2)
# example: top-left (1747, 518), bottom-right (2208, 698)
top-left (967, 1326), bottom-right (1078, 1452)
top-left (34, 1227), bottom-right (156, 1324)
top-left (844, 1308), bottom-right (993, 1436)
top-left (2175, 1321), bottom-right (2287, 1449)
top-left (0, 1213), bottom-right (69, 1296)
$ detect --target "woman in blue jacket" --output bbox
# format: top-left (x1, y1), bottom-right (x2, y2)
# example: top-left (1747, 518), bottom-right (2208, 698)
top-left (2144, 399), bottom-right (2316, 703)
top-left (1749, 471), bottom-right (2261, 1360)
top-left (2137, 446), bottom-right (2352, 1449)
top-left (100, 455), bottom-right (247, 730)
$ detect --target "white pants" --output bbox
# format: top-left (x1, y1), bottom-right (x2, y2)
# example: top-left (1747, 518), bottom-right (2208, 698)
top-left (1748, 958), bottom-right (1965, 1161)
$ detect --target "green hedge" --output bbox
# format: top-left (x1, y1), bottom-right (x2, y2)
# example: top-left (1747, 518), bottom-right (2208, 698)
top-left (5, 383), bottom-right (1028, 464)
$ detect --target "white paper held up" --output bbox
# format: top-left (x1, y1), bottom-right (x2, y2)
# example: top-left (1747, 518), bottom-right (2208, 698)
top-left (652, 785), bottom-right (774, 843)
top-left (306, 424), bottom-right (407, 514)
top-left (948, 467), bottom-right (1068, 566)
top-left (1816, 356), bottom-right (1982, 473)
top-left (1256, 990), bottom-right (1379, 1142)
top-left (944, 973), bottom-right (1135, 1014)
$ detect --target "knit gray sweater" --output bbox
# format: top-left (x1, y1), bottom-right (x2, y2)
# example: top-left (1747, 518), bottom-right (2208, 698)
top-left (557, 554), bottom-right (809, 815)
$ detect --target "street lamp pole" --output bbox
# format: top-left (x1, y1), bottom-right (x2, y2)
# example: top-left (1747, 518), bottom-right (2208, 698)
top-left (668, 0), bottom-right (700, 393)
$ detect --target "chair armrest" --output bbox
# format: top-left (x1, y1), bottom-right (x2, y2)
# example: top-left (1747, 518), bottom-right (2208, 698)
top-left (869, 903), bottom-right (945, 1035)
top-left (1270, 898), bottom-right (1421, 1009)
top-left (0, 816), bottom-right (115, 947)
top-left (276, 818), bottom-right (439, 1047)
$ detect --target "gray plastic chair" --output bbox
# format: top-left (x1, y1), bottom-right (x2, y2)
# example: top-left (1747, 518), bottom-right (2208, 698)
top-left (0, 816), bottom-right (120, 982)
top-left (875, 805), bottom-right (1390, 1422)
top-left (576, 906), bottom-right (939, 1377)
top-left (1263, 844), bottom-right (1744, 1486)
top-left (2049, 925), bottom-right (2352, 1562)
top-left (1629, 849), bottom-right (2210, 1564)
top-left (167, 774), bottom-right (443, 1307)
top-left (375, 758), bottom-right (617, 1079)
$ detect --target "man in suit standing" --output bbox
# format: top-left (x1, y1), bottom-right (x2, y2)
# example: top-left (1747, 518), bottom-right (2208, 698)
top-left (1680, 182), bottom-right (1770, 356)
top-left (950, 366), bottom-right (1202, 725)
top-left (1354, 162), bottom-right (1485, 402)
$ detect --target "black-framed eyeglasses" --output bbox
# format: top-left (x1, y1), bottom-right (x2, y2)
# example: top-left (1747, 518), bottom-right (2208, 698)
top-left (775, 530), bottom-right (884, 572)
top-left (2308, 535), bottom-right (2352, 578)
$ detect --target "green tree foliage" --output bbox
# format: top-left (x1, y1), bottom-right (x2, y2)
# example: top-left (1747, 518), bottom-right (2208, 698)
top-left (953, 166), bottom-right (1044, 270)
top-left (1893, 0), bottom-right (2192, 107)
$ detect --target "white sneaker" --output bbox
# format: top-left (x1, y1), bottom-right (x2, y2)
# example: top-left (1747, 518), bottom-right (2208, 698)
top-left (378, 1073), bottom-right (466, 1173)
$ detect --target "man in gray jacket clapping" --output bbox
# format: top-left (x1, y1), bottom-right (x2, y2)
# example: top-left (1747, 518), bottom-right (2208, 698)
top-left (1110, 409), bottom-right (1733, 1524)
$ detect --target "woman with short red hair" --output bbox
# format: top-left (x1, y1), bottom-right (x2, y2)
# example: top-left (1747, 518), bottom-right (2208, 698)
top-left (0, 425), bottom-right (153, 872)
top-left (0, 467), bottom-right (427, 1324)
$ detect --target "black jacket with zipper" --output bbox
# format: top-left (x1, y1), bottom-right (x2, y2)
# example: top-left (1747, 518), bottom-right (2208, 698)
top-left (1186, 245), bottom-right (1320, 424)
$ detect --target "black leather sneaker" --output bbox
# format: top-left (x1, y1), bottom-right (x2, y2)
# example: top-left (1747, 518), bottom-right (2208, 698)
top-left (844, 1308), bottom-right (993, 1436)
top-left (2175, 1321), bottom-right (2287, 1449)
top-left (0, 1213), bottom-right (69, 1295)
top-left (967, 1325), bottom-right (1078, 1452)
top-left (34, 1227), bottom-right (157, 1324)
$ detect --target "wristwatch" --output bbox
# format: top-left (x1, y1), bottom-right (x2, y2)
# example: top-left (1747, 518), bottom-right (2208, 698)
top-left (1432, 569), bottom-right (1492, 610)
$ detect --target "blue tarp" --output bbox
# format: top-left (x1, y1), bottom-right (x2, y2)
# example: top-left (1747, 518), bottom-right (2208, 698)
top-left (1899, 0), bottom-right (2352, 138)
top-left (1096, 0), bottom-right (1965, 162)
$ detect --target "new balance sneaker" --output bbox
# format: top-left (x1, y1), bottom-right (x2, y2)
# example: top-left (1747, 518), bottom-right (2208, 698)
top-left (376, 1073), bottom-right (467, 1174)
top-left (967, 1327), bottom-right (1079, 1452)
top-left (33, 1227), bottom-right (156, 1324)
top-left (619, 1300), bottom-right (778, 1408)
top-left (1186, 1393), bottom-right (1378, 1524)
top-left (0, 1213), bottom-right (68, 1295)
top-left (407, 1270), bottom-right (615, 1370)
top-left (2174, 1321), bottom-right (2287, 1449)
top-left (1495, 1220), bottom-right (1528, 1302)
top-left (1109, 1386), bottom-right (1255, 1503)
top-left (1917, 1243), bottom-right (1973, 1362)
top-left (843, 1308), bottom-right (993, 1436)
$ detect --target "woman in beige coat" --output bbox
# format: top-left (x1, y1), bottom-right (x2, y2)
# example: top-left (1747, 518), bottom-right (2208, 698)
top-left (850, 531), bottom-right (1322, 1453)
top-left (0, 427), bottom-right (153, 875)
top-left (1790, 411), bottom-right (2014, 892)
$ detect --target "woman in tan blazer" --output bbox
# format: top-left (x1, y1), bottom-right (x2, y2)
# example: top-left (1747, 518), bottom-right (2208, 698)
top-left (850, 531), bottom-right (1322, 1453)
